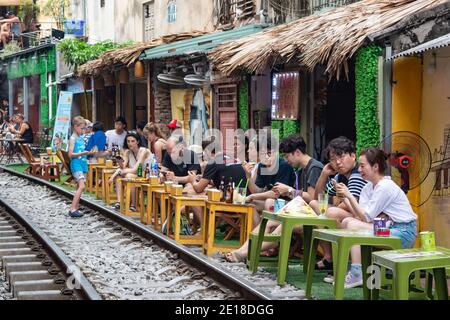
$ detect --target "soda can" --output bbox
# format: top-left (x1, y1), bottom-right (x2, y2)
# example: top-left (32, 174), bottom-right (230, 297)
top-left (420, 231), bottom-right (436, 251)
top-left (376, 227), bottom-right (391, 237)
top-left (373, 218), bottom-right (386, 236)
top-left (274, 199), bottom-right (286, 213)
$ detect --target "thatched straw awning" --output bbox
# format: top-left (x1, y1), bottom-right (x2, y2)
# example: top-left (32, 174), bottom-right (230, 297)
top-left (77, 31), bottom-right (208, 77)
top-left (209, 0), bottom-right (447, 79)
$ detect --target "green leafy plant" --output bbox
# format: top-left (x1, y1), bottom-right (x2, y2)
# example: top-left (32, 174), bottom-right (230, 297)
top-left (0, 41), bottom-right (21, 59)
top-left (355, 44), bottom-right (382, 155)
top-left (239, 81), bottom-right (249, 130)
top-left (57, 39), bottom-right (132, 70)
top-left (271, 120), bottom-right (300, 140)
top-left (18, 0), bottom-right (40, 31)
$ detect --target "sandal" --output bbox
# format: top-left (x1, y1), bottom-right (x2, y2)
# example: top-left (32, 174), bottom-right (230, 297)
top-left (315, 258), bottom-right (333, 271)
top-left (129, 206), bottom-right (136, 212)
top-left (224, 251), bottom-right (246, 263)
top-left (114, 203), bottom-right (120, 210)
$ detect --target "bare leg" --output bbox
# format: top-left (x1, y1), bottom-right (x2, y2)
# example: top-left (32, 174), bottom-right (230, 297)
top-left (70, 179), bottom-right (85, 212)
top-left (191, 206), bottom-right (203, 226)
top-left (341, 217), bottom-right (373, 264)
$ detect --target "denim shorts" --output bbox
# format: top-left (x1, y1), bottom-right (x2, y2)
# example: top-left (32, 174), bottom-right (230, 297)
top-left (390, 220), bottom-right (417, 249)
top-left (72, 171), bottom-right (86, 182)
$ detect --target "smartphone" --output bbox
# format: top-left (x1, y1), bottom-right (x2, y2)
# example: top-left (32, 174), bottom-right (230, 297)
top-left (331, 178), bottom-right (337, 186)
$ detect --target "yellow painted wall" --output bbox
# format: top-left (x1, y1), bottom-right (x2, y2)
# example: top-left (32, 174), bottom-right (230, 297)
top-left (420, 47), bottom-right (450, 247)
top-left (391, 57), bottom-right (422, 232)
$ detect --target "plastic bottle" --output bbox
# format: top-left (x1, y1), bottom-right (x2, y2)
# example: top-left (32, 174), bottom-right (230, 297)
top-left (152, 155), bottom-right (159, 176)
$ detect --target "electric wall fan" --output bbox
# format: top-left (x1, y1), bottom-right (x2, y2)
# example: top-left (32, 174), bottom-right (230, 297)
top-left (379, 131), bottom-right (432, 194)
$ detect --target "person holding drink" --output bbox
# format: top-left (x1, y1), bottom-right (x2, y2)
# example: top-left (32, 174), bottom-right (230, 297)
top-left (224, 134), bottom-right (320, 263)
top-left (311, 137), bottom-right (367, 272)
top-left (331, 148), bottom-right (417, 288)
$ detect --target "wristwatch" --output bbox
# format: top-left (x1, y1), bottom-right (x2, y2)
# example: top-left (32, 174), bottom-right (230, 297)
top-left (288, 187), bottom-right (294, 198)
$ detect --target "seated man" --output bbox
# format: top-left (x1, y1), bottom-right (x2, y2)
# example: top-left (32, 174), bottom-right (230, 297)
top-left (187, 136), bottom-right (247, 227)
top-left (243, 133), bottom-right (296, 228)
top-left (225, 134), bottom-right (323, 263)
top-left (161, 135), bottom-right (202, 224)
top-left (311, 136), bottom-right (367, 271)
top-left (0, 12), bottom-right (21, 46)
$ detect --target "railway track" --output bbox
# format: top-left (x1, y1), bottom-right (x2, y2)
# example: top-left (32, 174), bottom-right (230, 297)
top-left (0, 167), bottom-right (306, 300)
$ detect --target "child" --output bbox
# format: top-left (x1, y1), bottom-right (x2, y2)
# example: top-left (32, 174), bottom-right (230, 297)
top-left (68, 116), bottom-right (95, 218)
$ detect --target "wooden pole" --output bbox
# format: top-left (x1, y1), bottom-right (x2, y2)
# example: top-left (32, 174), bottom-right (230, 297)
top-left (116, 72), bottom-right (121, 117)
top-left (91, 77), bottom-right (97, 122)
top-left (146, 61), bottom-right (154, 123)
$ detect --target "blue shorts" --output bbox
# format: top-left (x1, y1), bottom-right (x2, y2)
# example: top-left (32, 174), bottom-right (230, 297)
top-left (390, 220), bottom-right (417, 249)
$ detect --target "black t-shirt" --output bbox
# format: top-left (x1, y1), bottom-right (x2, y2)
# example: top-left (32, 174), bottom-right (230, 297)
top-left (162, 149), bottom-right (201, 178)
top-left (202, 155), bottom-right (247, 189)
top-left (297, 158), bottom-right (324, 192)
top-left (255, 158), bottom-right (296, 190)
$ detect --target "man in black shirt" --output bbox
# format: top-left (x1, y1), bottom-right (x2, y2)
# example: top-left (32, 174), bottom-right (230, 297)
top-left (187, 136), bottom-right (246, 192)
top-left (243, 134), bottom-right (296, 227)
top-left (161, 135), bottom-right (201, 185)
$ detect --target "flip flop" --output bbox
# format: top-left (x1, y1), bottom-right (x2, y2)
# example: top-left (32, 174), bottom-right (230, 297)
top-left (224, 251), bottom-right (246, 263)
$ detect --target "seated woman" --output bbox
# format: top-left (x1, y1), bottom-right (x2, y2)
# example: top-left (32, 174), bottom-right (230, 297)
top-left (333, 147), bottom-right (417, 288)
top-left (108, 133), bottom-right (150, 210)
top-left (143, 122), bottom-right (167, 164)
top-left (8, 114), bottom-right (33, 143)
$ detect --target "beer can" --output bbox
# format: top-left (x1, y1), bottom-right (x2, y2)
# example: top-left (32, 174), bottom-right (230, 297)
top-left (373, 218), bottom-right (386, 236)
top-left (420, 231), bottom-right (436, 251)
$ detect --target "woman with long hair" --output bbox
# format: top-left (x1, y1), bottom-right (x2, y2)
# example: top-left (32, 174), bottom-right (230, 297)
top-left (108, 132), bottom-right (150, 210)
top-left (143, 122), bottom-right (167, 163)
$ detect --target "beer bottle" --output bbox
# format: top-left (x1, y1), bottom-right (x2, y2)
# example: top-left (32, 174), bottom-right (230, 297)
top-left (137, 163), bottom-right (143, 177)
top-left (144, 162), bottom-right (150, 178)
top-left (219, 176), bottom-right (226, 202)
top-left (226, 178), bottom-right (233, 203)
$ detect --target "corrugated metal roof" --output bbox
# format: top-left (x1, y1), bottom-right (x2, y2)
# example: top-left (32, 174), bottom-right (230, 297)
top-left (389, 33), bottom-right (450, 60)
top-left (141, 24), bottom-right (268, 60)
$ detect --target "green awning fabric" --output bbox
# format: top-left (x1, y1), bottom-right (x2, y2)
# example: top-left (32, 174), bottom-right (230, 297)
top-left (141, 24), bottom-right (268, 60)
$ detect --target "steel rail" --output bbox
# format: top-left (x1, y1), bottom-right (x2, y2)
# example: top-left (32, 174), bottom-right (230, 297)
top-left (0, 166), bottom-right (273, 300)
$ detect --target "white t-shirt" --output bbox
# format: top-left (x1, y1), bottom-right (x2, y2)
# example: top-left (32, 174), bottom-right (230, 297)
top-left (105, 130), bottom-right (127, 150)
top-left (359, 176), bottom-right (417, 223)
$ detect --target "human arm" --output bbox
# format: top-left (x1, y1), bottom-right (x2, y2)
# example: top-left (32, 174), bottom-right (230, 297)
top-left (314, 163), bottom-right (337, 200)
top-left (68, 137), bottom-right (94, 158)
top-left (122, 149), bottom-right (149, 175)
top-left (187, 172), bottom-right (210, 194)
top-left (242, 162), bottom-right (264, 194)
top-left (247, 190), bottom-right (277, 202)
top-left (154, 140), bottom-right (164, 163)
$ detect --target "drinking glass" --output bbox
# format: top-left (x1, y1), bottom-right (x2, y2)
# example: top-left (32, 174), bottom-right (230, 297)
top-left (233, 188), bottom-right (247, 205)
top-left (318, 193), bottom-right (329, 217)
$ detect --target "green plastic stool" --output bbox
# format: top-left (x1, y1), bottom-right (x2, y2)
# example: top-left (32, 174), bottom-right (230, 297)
top-left (247, 231), bottom-right (280, 270)
top-left (305, 229), bottom-right (402, 300)
top-left (372, 248), bottom-right (450, 300)
top-left (249, 211), bottom-right (337, 286)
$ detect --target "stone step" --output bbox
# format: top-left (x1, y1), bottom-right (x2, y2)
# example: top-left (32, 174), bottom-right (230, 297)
top-left (0, 242), bottom-right (28, 250)
top-left (0, 236), bottom-right (22, 243)
top-left (0, 248), bottom-right (33, 258)
top-left (4, 262), bottom-right (47, 274)
top-left (16, 290), bottom-right (72, 301)
top-left (9, 270), bottom-right (54, 283)
top-left (12, 280), bottom-right (63, 298)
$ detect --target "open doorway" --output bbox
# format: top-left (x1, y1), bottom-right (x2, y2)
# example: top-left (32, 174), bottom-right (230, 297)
top-left (313, 62), bottom-right (356, 161)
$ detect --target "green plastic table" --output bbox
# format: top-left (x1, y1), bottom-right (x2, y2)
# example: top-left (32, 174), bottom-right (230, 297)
top-left (305, 229), bottom-right (402, 300)
top-left (372, 247), bottom-right (450, 300)
top-left (250, 211), bottom-right (337, 286)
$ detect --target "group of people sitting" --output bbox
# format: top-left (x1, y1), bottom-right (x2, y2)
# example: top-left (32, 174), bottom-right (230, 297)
top-left (68, 116), bottom-right (417, 289)
top-left (0, 11), bottom-right (21, 48)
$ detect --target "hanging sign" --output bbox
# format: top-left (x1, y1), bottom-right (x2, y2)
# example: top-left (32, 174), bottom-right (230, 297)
top-left (51, 91), bottom-right (73, 151)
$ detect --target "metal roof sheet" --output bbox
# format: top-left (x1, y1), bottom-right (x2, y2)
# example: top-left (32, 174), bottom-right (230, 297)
top-left (389, 33), bottom-right (450, 60)
top-left (141, 24), bottom-right (268, 60)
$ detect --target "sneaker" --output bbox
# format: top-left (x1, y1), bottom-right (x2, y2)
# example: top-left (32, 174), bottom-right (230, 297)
top-left (323, 273), bottom-right (334, 284)
top-left (69, 210), bottom-right (84, 218)
top-left (344, 271), bottom-right (363, 289)
top-left (114, 203), bottom-right (120, 210)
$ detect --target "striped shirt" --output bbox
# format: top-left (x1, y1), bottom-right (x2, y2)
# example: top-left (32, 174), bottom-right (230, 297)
top-left (325, 165), bottom-right (367, 199)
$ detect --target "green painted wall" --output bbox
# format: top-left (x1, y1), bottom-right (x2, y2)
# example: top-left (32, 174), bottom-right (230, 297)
top-left (4, 46), bottom-right (57, 128)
